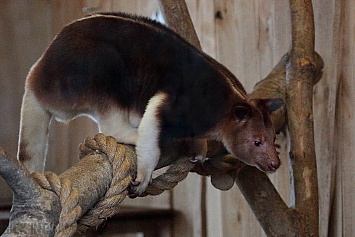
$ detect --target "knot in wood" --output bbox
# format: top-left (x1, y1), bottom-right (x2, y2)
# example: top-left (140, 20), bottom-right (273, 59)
top-left (300, 57), bottom-right (316, 72)
top-left (215, 10), bottom-right (223, 19)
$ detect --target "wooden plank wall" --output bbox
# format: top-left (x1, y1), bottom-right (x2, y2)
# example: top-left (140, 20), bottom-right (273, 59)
top-left (0, 0), bottom-right (52, 200)
top-left (0, 0), bottom-right (353, 236)
top-left (336, 1), bottom-right (355, 236)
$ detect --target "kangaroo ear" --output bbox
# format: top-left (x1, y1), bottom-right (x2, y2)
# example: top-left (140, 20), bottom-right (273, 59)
top-left (233, 104), bottom-right (251, 122)
top-left (263, 98), bottom-right (284, 113)
top-left (251, 98), bottom-right (284, 113)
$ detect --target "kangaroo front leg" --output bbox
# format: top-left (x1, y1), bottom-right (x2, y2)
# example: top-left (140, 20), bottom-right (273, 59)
top-left (130, 92), bottom-right (168, 197)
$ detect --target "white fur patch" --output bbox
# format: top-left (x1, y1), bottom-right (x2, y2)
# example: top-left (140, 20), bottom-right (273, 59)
top-left (18, 89), bottom-right (52, 173)
top-left (133, 92), bottom-right (167, 195)
top-left (129, 111), bottom-right (142, 128)
top-left (97, 108), bottom-right (139, 145)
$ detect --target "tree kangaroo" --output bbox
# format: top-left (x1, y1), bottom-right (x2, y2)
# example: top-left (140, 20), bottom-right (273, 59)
top-left (18, 13), bottom-right (283, 197)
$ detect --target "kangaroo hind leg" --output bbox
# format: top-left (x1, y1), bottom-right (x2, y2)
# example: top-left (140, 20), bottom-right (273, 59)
top-left (18, 89), bottom-right (52, 173)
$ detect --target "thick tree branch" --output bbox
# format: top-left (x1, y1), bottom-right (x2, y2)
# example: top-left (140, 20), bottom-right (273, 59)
top-left (158, 0), bottom-right (201, 50)
top-left (0, 148), bottom-right (60, 237)
top-left (287, 0), bottom-right (319, 235)
top-left (0, 148), bottom-right (40, 200)
top-left (235, 166), bottom-right (300, 237)
top-left (251, 51), bottom-right (323, 132)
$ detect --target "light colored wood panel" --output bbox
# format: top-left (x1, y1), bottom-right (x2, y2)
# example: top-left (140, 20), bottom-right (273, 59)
top-left (172, 173), bottom-right (203, 237)
top-left (206, 183), bottom-right (223, 236)
top-left (215, 0), bottom-right (266, 235)
top-left (272, 0), bottom-right (291, 64)
top-left (51, 0), bottom-right (89, 34)
top-left (312, 1), bottom-right (343, 236)
top-left (214, 0), bottom-right (243, 86)
top-left (214, 1), bottom-right (292, 236)
top-left (112, 0), bottom-right (159, 17)
top-left (186, 0), bottom-right (216, 57)
top-left (222, 186), bottom-right (266, 237)
top-left (0, 0), bottom-right (52, 200)
top-left (330, 67), bottom-right (344, 237)
top-left (112, 0), bottom-right (140, 15)
top-left (214, 0), bottom-right (290, 90)
top-left (339, 1), bottom-right (355, 236)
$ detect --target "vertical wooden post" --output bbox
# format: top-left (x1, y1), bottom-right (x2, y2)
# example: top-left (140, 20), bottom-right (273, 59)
top-left (287, 0), bottom-right (319, 235)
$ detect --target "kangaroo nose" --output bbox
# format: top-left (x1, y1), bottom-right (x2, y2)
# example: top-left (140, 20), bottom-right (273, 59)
top-left (270, 159), bottom-right (280, 171)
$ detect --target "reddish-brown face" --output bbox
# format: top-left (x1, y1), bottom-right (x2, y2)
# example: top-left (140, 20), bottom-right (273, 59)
top-left (215, 98), bottom-right (283, 172)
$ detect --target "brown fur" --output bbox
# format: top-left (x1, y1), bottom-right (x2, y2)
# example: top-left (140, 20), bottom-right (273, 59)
top-left (18, 13), bottom-right (283, 197)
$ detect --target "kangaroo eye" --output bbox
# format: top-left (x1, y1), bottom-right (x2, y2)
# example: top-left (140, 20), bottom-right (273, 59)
top-left (254, 141), bottom-right (262, 147)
